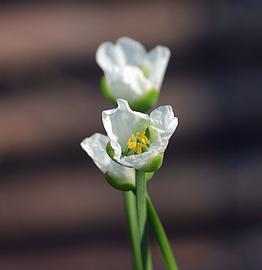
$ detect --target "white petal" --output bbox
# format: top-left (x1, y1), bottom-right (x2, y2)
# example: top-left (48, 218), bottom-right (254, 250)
top-left (96, 42), bottom-right (126, 72)
top-left (120, 147), bottom-right (160, 169)
top-left (116, 37), bottom-right (146, 66)
top-left (81, 133), bottom-right (135, 184)
top-left (145, 46), bottom-right (171, 89)
top-left (149, 105), bottom-right (178, 152)
top-left (81, 133), bottom-right (110, 173)
top-left (102, 99), bottom-right (149, 157)
top-left (105, 66), bottom-right (152, 102)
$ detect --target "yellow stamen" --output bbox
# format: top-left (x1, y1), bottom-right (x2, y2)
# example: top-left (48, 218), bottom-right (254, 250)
top-left (135, 146), bottom-right (142, 154)
top-left (127, 131), bottom-right (149, 154)
top-left (127, 134), bottom-right (136, 149)
top-left (140, 132), bottom-right (149, 145)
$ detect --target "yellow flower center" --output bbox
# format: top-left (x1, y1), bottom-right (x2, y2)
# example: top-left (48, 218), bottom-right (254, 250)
top-left (127, 131), bottom-right (150, 154)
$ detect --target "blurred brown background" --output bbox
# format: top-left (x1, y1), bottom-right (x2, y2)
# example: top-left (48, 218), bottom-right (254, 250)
top-left (0, 1), bottom-right (261, 269)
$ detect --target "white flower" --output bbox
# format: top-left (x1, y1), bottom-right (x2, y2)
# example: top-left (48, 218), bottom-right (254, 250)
top-left (81, 99), bottom-right (177, 190)
top-left (96, 37), bottom-right (171, 112)
top-left (102, 99), bottom-right (178, 171)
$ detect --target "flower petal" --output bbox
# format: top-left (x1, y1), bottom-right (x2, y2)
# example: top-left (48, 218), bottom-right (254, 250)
top-left (149, 105), bottom-right (178, 152)
top-left (116, 37), bottom-right (146, 66)
top-left (105, 66), bottom-right (152, 102)
top-left (81, 133), bottom-right (135, 188)
top-left (81, 133), bottom-right (110, 173)
top-left (120, 148), bottom-right (163, 171)
top-left (96, 42), bottom-right (126, 72)
top-left (102, 99), bottom-right (150, 158)
top-left (145, 46), bottom-right (171, 89)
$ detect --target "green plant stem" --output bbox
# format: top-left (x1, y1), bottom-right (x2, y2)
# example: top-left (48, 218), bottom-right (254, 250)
top-left (147, 194), bottom-right (179, 270)
top-left (124, 191), bottom-right (143, 270)
top-left (136, 170), bottom-right (153, 270)
top-left (136, 170), bottom-right (147, 238)
top-left (141, 222), bottom-right (153, 270)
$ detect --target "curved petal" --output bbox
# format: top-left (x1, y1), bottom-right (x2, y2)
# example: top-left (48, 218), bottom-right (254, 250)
top-left (116, 37), bottom-right (146, 66)
top-left (81, 133), bottom-right (135, 187)
top-left (145, 46), bottom-right (171, 89)
top-left (102, 99), bottom-right (150, 157)
top-left (96, 42), bottom-right (126, 72)
top-left (149, 105), bottom-right (178, 152)
top-left (120, 147), bottom-right (160, 170)
top-left (81, 133), bottom-right (110, 173)
top-left (105, 66), bottom-right (152, 102)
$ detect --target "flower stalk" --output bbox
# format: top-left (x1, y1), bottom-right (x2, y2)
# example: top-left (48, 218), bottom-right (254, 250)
top-left (124, 191), bottom-right (144, 270)
top-left (147, 194), bottom-right (179, 270)
top-left (135, 170), bottom-right (153, 270)
top-left (141, 218), bottom-right (153, 270)
top-left (136, 170), bottom-right (147, 238)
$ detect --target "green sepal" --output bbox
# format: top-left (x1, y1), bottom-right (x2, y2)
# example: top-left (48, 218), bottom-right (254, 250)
top-left (100, 76), bottom-right (117, 105)
top-left (145, 171), bottom-right (155, 182)
top-left (105, 172), bottom-right (135, 191)
top-left (99, 76), bottom-right (159, 113)
top-left (130, 89), bottom-right (159, 113)
top-left (140, 153), bottom-right (164, 172)
top-left (105, 171), bottom-right (154, 192)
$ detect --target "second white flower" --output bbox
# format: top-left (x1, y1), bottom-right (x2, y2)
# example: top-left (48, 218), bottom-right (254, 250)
top-left (96, 37), bottom-right (171, 112)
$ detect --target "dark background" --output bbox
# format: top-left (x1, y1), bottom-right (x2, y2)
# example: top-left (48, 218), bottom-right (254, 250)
top-left (0, 1), bottom-right (261, 269)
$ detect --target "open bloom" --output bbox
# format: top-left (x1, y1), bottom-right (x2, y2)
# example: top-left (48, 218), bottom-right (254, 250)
top-left (102, 99), bottom-right (178, 171)
top-left (96, 37), bottom-right (171, 112)
top-left (81, 99), bottom-right (177, 190)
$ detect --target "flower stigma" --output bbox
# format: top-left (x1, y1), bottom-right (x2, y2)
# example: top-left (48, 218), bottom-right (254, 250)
top-left (127, 131), bottom-right (150, 155)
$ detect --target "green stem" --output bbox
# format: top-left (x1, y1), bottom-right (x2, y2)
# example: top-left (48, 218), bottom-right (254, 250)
top-left (136, 170), bottom-right (153, 270)
top-left (124, 191), bottom-right (144, 270)
top-left (136, 170), bottom-right (147, 238)
top-left (147, 194), bottom-right (179, 270)
top-left (141, 222), bottom-right (153, 270)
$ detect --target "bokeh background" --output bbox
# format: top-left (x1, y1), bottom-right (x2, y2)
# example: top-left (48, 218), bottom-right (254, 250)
top-left (0, 1), bottom-right (261, 269)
